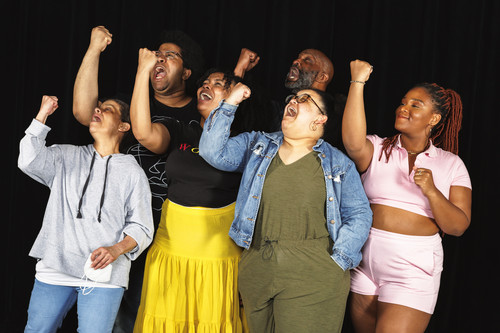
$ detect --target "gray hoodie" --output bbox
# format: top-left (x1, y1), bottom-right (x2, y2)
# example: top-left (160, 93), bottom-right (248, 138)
top-left (18, 119), bottom-right (154, 288)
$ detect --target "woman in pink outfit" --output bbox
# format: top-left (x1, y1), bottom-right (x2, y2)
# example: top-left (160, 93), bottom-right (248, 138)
top-left (342, 60), bottom-right (472, 333)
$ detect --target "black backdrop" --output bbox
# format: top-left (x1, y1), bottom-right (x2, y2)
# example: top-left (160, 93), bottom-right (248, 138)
top-left (3, 0), bottom-right (498, 332)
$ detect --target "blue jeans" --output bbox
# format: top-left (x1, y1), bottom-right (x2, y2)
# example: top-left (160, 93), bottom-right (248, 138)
top-left (25, 279), bottom-right (124, 333)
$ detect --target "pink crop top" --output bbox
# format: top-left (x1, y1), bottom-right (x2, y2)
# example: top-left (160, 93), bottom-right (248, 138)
top-left (361, 135), bottom-right (472, 218)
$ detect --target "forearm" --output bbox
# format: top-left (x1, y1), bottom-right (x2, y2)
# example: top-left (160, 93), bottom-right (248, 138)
top-left (427, 189), bottom-right (471, 236)
top-left (112, 235), bottom-right (138, 256)
top-left (342, 83), bottom-right (368, 153)
top-left (35, 112), bottom-right (49, 124)
top-left (73, 48), bottom-right (101, 126)
top-left (233, 64), bottom-right (246, 79)
top-left (130, 70), bottom-right (158, 149)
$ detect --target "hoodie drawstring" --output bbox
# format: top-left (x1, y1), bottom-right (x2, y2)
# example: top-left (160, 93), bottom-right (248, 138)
top-left (76, 152), bottom-right (112, 223)
top-left (97, 155), bottom-right (112, 222)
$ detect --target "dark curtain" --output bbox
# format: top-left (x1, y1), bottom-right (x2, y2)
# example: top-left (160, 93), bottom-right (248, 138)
top-left (3, 0), bottom-right (497, 332)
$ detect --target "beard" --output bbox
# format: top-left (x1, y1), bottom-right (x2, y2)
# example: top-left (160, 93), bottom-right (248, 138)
top-left (284, 67), bottom-right (318, 93)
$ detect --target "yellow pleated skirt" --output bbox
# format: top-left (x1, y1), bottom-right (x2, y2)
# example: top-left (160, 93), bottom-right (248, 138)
top-left (133, 200), bottom-right (248, 333)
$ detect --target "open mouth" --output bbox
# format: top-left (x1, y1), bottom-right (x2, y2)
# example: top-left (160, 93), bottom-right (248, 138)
top-left (154, 66), bottom-right (166, 80)
top-left (285, 105), bottom-right (297, 118)
top-left (199, 91), bottom-right (213, 101)
top-left (286, 66), bottom-right (299, 81)
top-left (92, 114), bottom-right (102, 122)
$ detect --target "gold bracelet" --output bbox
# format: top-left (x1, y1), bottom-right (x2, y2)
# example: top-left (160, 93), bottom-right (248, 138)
top-left (350, 80), bottom-right (365, 84)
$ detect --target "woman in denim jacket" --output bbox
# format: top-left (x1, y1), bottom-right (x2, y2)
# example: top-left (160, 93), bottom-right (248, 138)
top-left (200, 83), bottom-right (372, 333)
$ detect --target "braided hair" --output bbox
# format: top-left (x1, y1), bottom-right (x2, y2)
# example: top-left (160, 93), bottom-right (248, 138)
top-left (379, 83), bottom-right (463, 162)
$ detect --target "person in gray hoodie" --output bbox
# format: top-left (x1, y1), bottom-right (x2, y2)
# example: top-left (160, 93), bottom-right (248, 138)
top-left (19, 95), bottom-right (154, 333)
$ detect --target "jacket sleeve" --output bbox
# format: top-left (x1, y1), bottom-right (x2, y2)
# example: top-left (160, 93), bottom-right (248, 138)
top-left (122, 167), bottom-right (154, 261)
top-left (332, 161), bottom-right (373, 270)
top-left (199, 101), bottom-right (254, 173)
top-left (18, 119), bottom-right (59, 187)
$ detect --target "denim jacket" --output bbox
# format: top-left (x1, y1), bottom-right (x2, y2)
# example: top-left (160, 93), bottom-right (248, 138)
top-left (199, 102), bottom-right (372, 270)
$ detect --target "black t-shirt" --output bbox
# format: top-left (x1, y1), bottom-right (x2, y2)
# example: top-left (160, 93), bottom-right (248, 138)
top-left (122, 97), bottom-right (199, 224)
top-left (161, 119), bottom-right (241, 208)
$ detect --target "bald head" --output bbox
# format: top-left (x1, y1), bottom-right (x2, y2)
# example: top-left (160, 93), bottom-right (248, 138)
top-left (285, 49), bottom-right (334, 92)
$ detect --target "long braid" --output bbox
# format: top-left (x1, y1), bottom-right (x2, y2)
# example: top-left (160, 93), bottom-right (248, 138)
top-left (379, 83), bottom-right (463, 161)
top-left (430, 88), bottom-right (462, 154)
top-left (379, 134), bottom-right (399, 162)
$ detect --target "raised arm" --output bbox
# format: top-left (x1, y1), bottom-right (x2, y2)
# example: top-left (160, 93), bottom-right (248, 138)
top-left (130, 48), bottom-right (171, 154)
top-left (342, 60), bottom-right (374, 173)
top-left (199, 83), bottom-right (252, 172)
top-left (73, 26), bottom-right (112, 126)
top-left (233, 48), bottom-right (260, 78)
top-left (36, 95), bottom-right (59, 124)
top-left (18, 96), bottom-right (60, 186)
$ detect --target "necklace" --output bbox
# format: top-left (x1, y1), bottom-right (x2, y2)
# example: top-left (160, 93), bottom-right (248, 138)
top-left (405, 139), bottom-right (430, 156)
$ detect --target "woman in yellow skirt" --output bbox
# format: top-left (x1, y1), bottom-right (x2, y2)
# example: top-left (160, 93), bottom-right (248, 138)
top-left (129, 46), bottom-right (263, 332)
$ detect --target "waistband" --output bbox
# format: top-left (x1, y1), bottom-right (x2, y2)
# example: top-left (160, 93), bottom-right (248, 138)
top-left (369, 227), bottom-right (442, 245)
top-left (164, 199), bottom-right (236, 217)
top-left (254, 236), bottom-right (331, 260)
top-left (254, 236), bottom-right (331, 249)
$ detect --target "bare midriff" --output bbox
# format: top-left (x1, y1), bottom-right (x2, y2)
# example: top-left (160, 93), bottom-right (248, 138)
top-left (371, 204), bottom-right (440, 236)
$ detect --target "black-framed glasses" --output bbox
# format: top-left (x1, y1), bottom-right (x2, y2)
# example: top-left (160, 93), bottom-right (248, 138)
top-left (154, 50), bottom-right (183, 60)
top-left (285, 93), bottom-right (325, 115)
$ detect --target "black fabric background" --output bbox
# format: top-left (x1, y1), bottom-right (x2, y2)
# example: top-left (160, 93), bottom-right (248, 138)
top-left (3, 1), bottom-right (497, 332)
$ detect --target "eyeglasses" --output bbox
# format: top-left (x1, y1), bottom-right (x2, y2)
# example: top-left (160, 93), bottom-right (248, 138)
top-left (154, 50), bottom-right (183, 60)
top-left (285, 93), bottom-right (325, 115)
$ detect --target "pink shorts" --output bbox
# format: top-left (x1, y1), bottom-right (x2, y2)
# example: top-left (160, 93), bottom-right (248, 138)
top-left (350, 228), bottom-right (443, 314)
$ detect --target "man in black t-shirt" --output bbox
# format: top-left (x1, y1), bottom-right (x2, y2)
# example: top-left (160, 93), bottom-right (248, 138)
top-left (72, 26), bottom-right (204, 333)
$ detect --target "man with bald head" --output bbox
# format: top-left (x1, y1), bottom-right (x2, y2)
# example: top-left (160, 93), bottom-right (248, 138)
top-left (285, 48), bottom-right (334, 93)
top-left (235, 47), bottom-right (342, 147)
top-left (281, 48), bottom-right (344, 150)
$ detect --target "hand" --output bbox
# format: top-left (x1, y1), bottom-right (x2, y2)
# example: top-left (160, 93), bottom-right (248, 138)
top-left (350, 60), bottom-right (373, 83)
top-left (234, 48), bottom-right (260, 77)
top-left (137, 48), bottom-right (158, 75)
top-left (89, 26), bottom-right (112, 53)
top-left (90, 245), bottom-right (121, 269)
top-left (225, 82), bottom-right (251, 106)
top-left (35, 95), bottom-right (58, 123)
top-left (413, 167), bottom-right (438, 197)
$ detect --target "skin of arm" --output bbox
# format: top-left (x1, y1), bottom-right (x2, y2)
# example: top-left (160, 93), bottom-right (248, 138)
top-left (413, 166), bottom-right (472, 236)
top-left (130, 48), bottom-right (171, 154)
top-left (91, 235), bottom-right (138, 269)
top-left (73, 26), bottom-right (112, 126)
top-left (341, 60), bottom-right (374, 173)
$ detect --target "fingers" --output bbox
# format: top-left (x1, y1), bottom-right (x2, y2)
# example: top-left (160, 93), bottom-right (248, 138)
top-left (237, 82), bottom-right (252, 99)
top-left (413, 167), bottom-right (428, 178)
top-left (413, 168), bottom-right (435, 193)
top-left (226, 83), bottom-right (251, 105)
top-left (350, 59), bottom-right (373, 82)
top-left (137, 48), bottom-right (158, 72)
top-left (240, 48), bottom-right (260, 70)
top-left (90, 249), bottom-right (114, 269)
top-left (90, 26), bottom-right (113, 52)
top-left (40, 95), bottom-right (59, 113)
